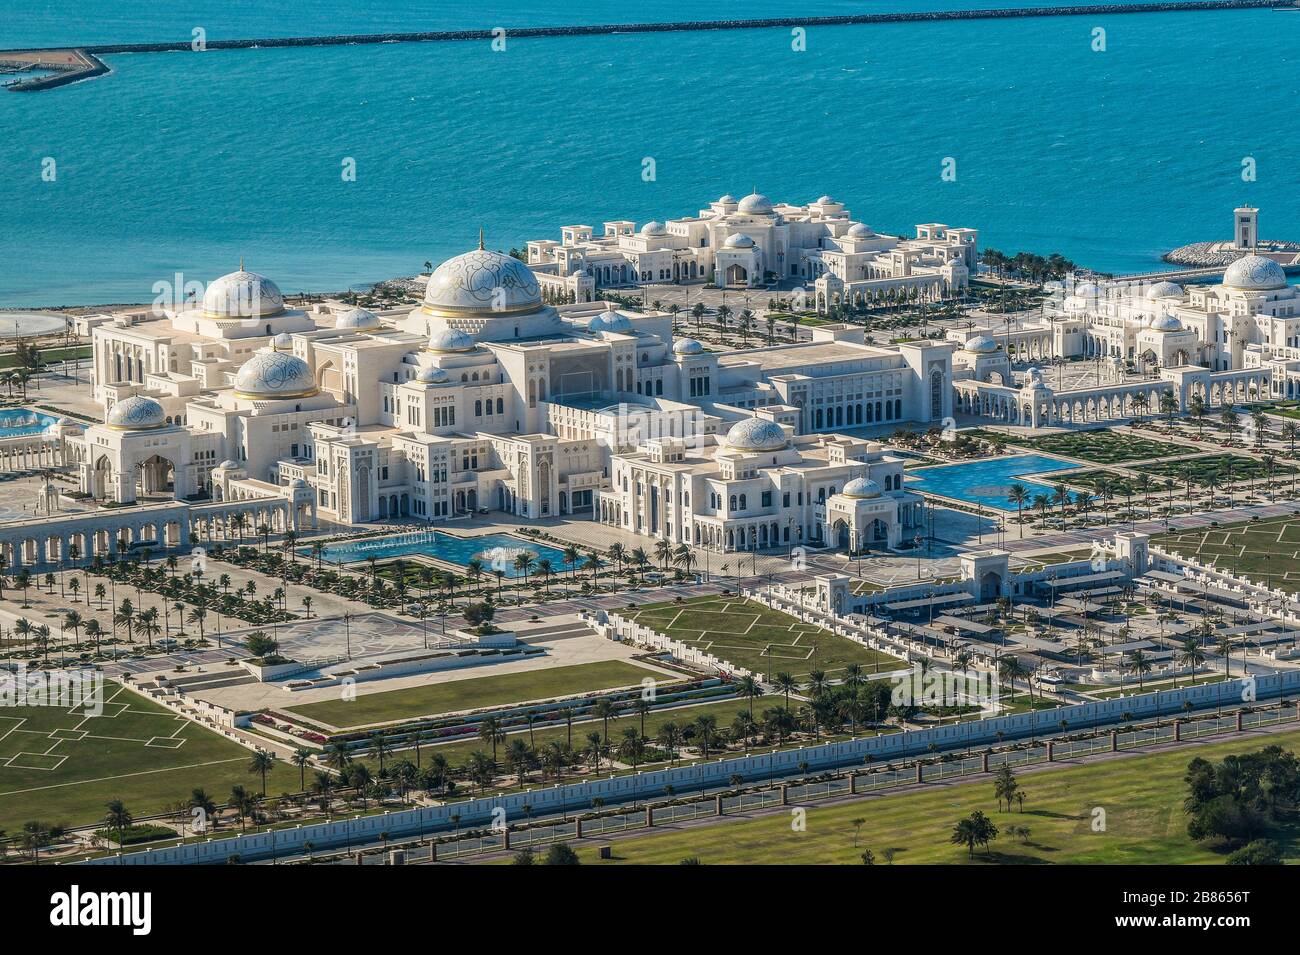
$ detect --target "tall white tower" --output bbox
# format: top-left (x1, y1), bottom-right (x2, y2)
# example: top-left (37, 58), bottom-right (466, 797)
top-left (1234, 206), bottom-right (1258, 250)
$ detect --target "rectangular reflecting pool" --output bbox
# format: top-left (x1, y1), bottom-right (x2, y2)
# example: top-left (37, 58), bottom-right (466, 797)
top-left (304, 530), bottom-right (570, 578)
top-left (904, 454), bottom-right (1079, 512)
top-left (0, 408), bottom-right (58, 438)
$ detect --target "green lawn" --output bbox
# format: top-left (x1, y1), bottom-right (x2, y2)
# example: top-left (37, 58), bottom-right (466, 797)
top-left (0, 681), bottom-right (299, 834)
top-left (621, 596), bottom-right (903, 681)
top-left (286, 659), bottom-right (668, 729)
top-left (571, 727), bottom-right (1300, 865)
top-left (1156, 514), bottom-right (1300, 592)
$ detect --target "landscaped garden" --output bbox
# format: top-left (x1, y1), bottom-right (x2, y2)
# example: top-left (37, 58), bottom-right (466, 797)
top-left (967, 428), bottom-right (1188, 465)
top-left (621, 596), bottom-right (904, 681)
top-left (1156, 514), bottom-right (1300, 591)
top-left (0, 681), bottom-right (298, 838)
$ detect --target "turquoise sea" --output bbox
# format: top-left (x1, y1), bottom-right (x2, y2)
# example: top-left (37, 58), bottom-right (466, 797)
top-left (1, 1), bottom-right (1298, 306)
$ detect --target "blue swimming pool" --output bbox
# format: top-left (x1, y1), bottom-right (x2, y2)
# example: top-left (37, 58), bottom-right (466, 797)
top-left (0, 408), bottom-right (58, 437)
top-left (305, 531), bottom-right (570, 578)
top-left (904, 454), bottom-right (1079, 512)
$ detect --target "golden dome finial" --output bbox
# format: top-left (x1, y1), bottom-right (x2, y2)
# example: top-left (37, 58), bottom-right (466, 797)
top-left (478, 227), bottom-right (485, 251)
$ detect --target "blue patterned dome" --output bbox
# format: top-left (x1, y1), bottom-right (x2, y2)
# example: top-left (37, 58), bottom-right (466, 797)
top-left (965, 335), bottom-right (998, 354)
top-left (1223, 254), bottom-right (1287, 291)
top-left (105, 395), bottom-right (167, 430)
top-left (673, 338), bottom-right (704, 355)
top-left (725, 418), bottom-right (787, 452)
top-left (1148, 314), bottom-right (1182, 331)
top-left (416, 366), bottom-right (448, 384)
top-left (640, 221), bottom-right (668, 236)
top-left (424, 247), bottom-right (541, 315)
top-left (233, 349), bottom-right (317, 399)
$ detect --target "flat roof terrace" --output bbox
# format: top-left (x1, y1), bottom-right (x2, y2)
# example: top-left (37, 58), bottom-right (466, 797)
top-left (720, 340), bottom-right (900, 374)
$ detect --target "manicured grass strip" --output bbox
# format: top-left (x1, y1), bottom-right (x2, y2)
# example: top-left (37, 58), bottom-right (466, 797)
top-left (621, 596), bottom-right (903, 681)
top-left (287, 660), bottom-right (666, 729)
top-left (573, 727), bottom-right (1300, 865)
top-left (0, 681), bottom-right (298, 834)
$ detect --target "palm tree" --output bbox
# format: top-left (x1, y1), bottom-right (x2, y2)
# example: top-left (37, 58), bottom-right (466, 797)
top-left (561, 544), bottom-right (581, 582)
top-left (657, 721), bottom-right (682, 764)
top-left (655, 538), bottom-right (673, 571)
top-left (186, 606), bottom-right (208, 644)
top-left (737, 674), bottom-right (763, 717)
top-left (369, 731), bottom-right (390, 773)
top-left (1217, 633), bottom-right (1235, 678)
top-left (248, 750), bottom-right (276, 797)
top-left (291, 748), bottom-right (312, 791)
top-left (103, 800), bottom-right (133, 847)
top-left (62, 610), bottom-right (83, 649)
top-left (593, 698), bottom-right (616, 742)
top-left (774, 672), bottom-right (798, 711)
top-left (113, 598), bottom-right (136, 643)
top-left (998, 656), bottom-right (1026, 703)
top-left (1126, 649), bottom-right (1152, 690)
top-left (1179, 636), bottom-right (1205, 686)
top-left (478, 717), bottom-right (505, 763)
top-left (84, 618), bottom-right (103, 657)
top-left (1007, 483), bottom-right (1029, 538)
top-left (136, 607), bottom-right (160, 650)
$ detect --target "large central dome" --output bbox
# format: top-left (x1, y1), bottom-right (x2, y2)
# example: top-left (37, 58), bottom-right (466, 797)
top-left (202, 268), bottom-right (286, 319)
top-left (1223, 254), bottom-right (1287, 291)
top-left (423, 248), bottom-right (542, 316)
top-left (233, 349), bottom-right (318, 400)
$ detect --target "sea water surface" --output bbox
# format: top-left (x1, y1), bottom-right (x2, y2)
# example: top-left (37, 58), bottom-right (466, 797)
top-left (1, 1), bottom-right (1298, 306)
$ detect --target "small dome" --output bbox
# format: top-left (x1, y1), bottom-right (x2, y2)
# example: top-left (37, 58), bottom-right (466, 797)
top-left (725, 418), bottom-right (787, 452)
top-left (233, 349), bottom-right (317, 399)
top-left (724, 233), bottom-right (755, 249)
top-left (965, 334), bottom-right (998, 354)
top-left (336, 306), bottom-right (380, 329)
top-left (1223, 254), bottom-right (1287, 291)
top-left (426, 326), bottom-right (477, 353)
top-left (416, 366), bottom-right (448, 384)
top-left (640, 220), bottom-right (668, 237)
top-left (201, 268), bottom-right (286, 319)
top-left (105, 395), bottom-right (167, 431)
top-left (217, 459), bottom-right (240, 470)
top-left (1073, 282), bottom-right (1101, 299)
top-left (424, 247), bottom-right (542, 315)
top-left (289, 478), bottom-right (308, 489)
top-left (718, 194), bottom-right (736, 204)
top-left (846, 223), bottom-right (874, 238)
top-left (737, 192), bottom-right (773, 215)
top-left (817, 195), bottom-right (834, 204)
top-left (673, 338), bottom-right (704, 356)
top-left (270, 332), bottom-right (294, 350)
top-left (1148, 313), bottom-right (1183, 332)
top-left (1146, 281), bottom-right (1183, 299)
top-left (841, 477), bottom-right (882, 499)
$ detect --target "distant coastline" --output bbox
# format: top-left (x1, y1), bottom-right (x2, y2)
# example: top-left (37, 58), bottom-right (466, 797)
top-left (2, 0), bottom-right (1279, 58)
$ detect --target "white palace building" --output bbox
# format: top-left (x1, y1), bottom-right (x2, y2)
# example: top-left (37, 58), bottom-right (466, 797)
top-left (9, 196), bottom-right (1290, 573)
top-left (2, 199), bottom-right (963, 569)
